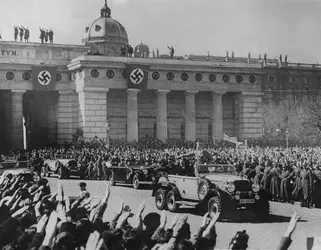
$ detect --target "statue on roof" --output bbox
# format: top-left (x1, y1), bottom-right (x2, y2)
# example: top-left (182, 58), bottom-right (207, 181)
top-left (285, 54), bottom-right (288, 62)
top-left (264, 53), bottom-right (267, 60)
top-left (156, 48), bottom-right (160, 58)
top-left (231, 51), bottom-right (234, 58)
top-left (279, 54), bottom-right (282, 62)
top-left (226, 51), bottom-right (229, 58)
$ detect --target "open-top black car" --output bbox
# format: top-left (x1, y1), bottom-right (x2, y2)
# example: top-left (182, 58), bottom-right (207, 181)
top-left (152, 163), bottom-right (270, 222)
top-left (106, 164), bottom-right (166, 189)
top-left (42, 159), bottom-right (85, 179)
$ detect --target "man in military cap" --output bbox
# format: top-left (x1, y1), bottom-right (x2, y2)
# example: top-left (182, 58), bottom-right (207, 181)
top-left (300, 163), bottom-right (313, 208)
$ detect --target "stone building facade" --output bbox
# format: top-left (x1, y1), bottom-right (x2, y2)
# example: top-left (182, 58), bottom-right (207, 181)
top-left (0, 2), bottom-right (320, 151)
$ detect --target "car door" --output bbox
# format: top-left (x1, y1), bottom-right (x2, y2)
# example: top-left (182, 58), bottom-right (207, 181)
top-left (181, 176), bottom-right (199, 200)
top-left (168, 175), bottom-right (199, 200)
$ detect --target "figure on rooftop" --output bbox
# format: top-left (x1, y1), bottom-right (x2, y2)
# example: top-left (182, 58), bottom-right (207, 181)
top-left (167, 45), bottom-right (175, 59)
top-left (127, 44), bottom-right (133, 57)
top-left (49, 29), bottom-right (54, 44)
top-left (14, 26), bottom-right (18, 42)
top-left (39, 27), bottom-right (45, 44)
top-left (19, 26), bottom-right (24, 42)
top-left (23, 27), bottom-right (30, 42)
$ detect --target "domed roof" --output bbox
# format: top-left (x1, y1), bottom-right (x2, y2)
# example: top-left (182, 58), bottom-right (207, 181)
top-left (84, 1), bottom-right (128, 47)
top-left (135, 42), bottom-right (150, 52)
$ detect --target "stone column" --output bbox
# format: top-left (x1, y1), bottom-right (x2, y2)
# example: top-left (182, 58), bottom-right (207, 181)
top-left (212, 91), bottom-right (225, 141)
top-left (238, 92), bottom-right (264, 140)
top-left (156, 89), bottom-right (170, 141)
top-left (184, 90), bottom-right (198, 141)
top-left (11, 90), bottom-right (25, 150)
top-left (127, 89), bottom-right (140, 141)
top-left (77, 87), bottom-right (108, 141)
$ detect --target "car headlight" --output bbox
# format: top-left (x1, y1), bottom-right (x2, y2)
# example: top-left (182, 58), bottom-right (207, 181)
top-left (226, 183), bottom-right (235, 192)
top-left (143, 169), bottom-right (148, 175)
top-left (252, 184), bottom-right (260, 192)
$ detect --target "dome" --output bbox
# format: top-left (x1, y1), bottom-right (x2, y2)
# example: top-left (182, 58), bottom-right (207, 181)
top-left (83, 1), bottom-right (129, 56)
top-left (134, 42), bottom-right (150, 58)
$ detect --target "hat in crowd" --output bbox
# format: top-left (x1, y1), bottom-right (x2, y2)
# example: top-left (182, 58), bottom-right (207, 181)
top-left (78, 182), bottom-right (87, 188)
top-left (229, 230), bottom-right (249, 250)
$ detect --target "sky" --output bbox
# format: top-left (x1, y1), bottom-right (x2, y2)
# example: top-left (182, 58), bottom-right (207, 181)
top-left (1, 0), bottom-right (321, 63)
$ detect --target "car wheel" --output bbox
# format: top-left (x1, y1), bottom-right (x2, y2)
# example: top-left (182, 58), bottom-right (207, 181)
top-left (166, 190), bottom-right (180, 212)
top-left (198, 179), bottom-right (213, 200)
top-left (108, 171), bottom-right (115, 186)
top-left (208, 196), bottom-right (222, 220)
top-left (132, 175), bottom-right (140, 189)
top-left (155, 189), bottom-right (168, 210)
top-left (253, 198), bottom-right (270, 222)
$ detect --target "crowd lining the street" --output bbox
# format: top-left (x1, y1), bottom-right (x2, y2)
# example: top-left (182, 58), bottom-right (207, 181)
top-left (26, 137), bottom-right (321, 209)
top-left (0, 137), bottom-right (320, 249)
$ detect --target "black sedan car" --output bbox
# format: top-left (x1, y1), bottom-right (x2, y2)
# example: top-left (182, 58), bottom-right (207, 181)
top-left (106, 164), bottom-right (166, 189)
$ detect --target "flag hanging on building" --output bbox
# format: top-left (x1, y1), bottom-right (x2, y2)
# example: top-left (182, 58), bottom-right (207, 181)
top-left (32, 65), bottom-right (57, 91)
top-left (124, 64), bottom-right (150, 89)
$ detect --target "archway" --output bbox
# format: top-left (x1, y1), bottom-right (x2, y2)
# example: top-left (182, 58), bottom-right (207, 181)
top-left (23, 91), bottom-right (58, 149)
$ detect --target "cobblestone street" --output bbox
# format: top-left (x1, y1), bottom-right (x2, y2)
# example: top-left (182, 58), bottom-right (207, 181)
top-left (49, 178), bottom-right (321, 250)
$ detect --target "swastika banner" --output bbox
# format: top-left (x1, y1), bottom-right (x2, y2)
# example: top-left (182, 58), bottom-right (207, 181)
top-left (32, 66), bottom-right (57, 91)
top-left (124, 64), bottom-right (150, 89)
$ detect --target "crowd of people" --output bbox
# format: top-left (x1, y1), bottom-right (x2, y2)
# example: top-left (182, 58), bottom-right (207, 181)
top-left (0, 169), bottom-right (300, 250)
top-left (24, 137), bottom-right (321, 209)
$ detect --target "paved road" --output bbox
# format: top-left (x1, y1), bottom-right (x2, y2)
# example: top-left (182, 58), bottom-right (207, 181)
top-left (48, 178), bottom-right (321, 250)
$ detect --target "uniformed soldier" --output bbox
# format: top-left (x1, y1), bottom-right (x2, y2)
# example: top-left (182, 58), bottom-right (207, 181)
top-left (261, 160), bottom-right (272, 191)
top-left (279, 165), bottom-right (294, 203)
top-left (291, 166), bottom-right (302, 203)
top-left (269, 162), bottom-right (281, 201)
top-left (312, 165), bottom-right (321, 208)
top-left (300, 163), bottom-right (313, 208)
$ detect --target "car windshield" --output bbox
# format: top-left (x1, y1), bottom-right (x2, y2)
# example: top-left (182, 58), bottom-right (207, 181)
top-left (197, 164), bottom-right (236, 175)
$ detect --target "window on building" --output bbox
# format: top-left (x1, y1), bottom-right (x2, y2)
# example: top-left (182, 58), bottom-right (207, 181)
top-left (154, 123), bottom-right (157, 138)
top-left (268, 76), bottom-right (275, 83)
top-left (208, 124), bottom-right (212, 138)
top-left (181, 124), bottom-right (185, 140)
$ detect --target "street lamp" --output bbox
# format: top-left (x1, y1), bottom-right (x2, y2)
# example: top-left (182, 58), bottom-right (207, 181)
top-left (285, 129), bottom-right (289, 149)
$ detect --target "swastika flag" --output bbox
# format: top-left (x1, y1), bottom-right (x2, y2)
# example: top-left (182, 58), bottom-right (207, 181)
top-left (124, 64), bottom-right (150, 89)
top-left (32, 66), bottom-right (57, 91)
